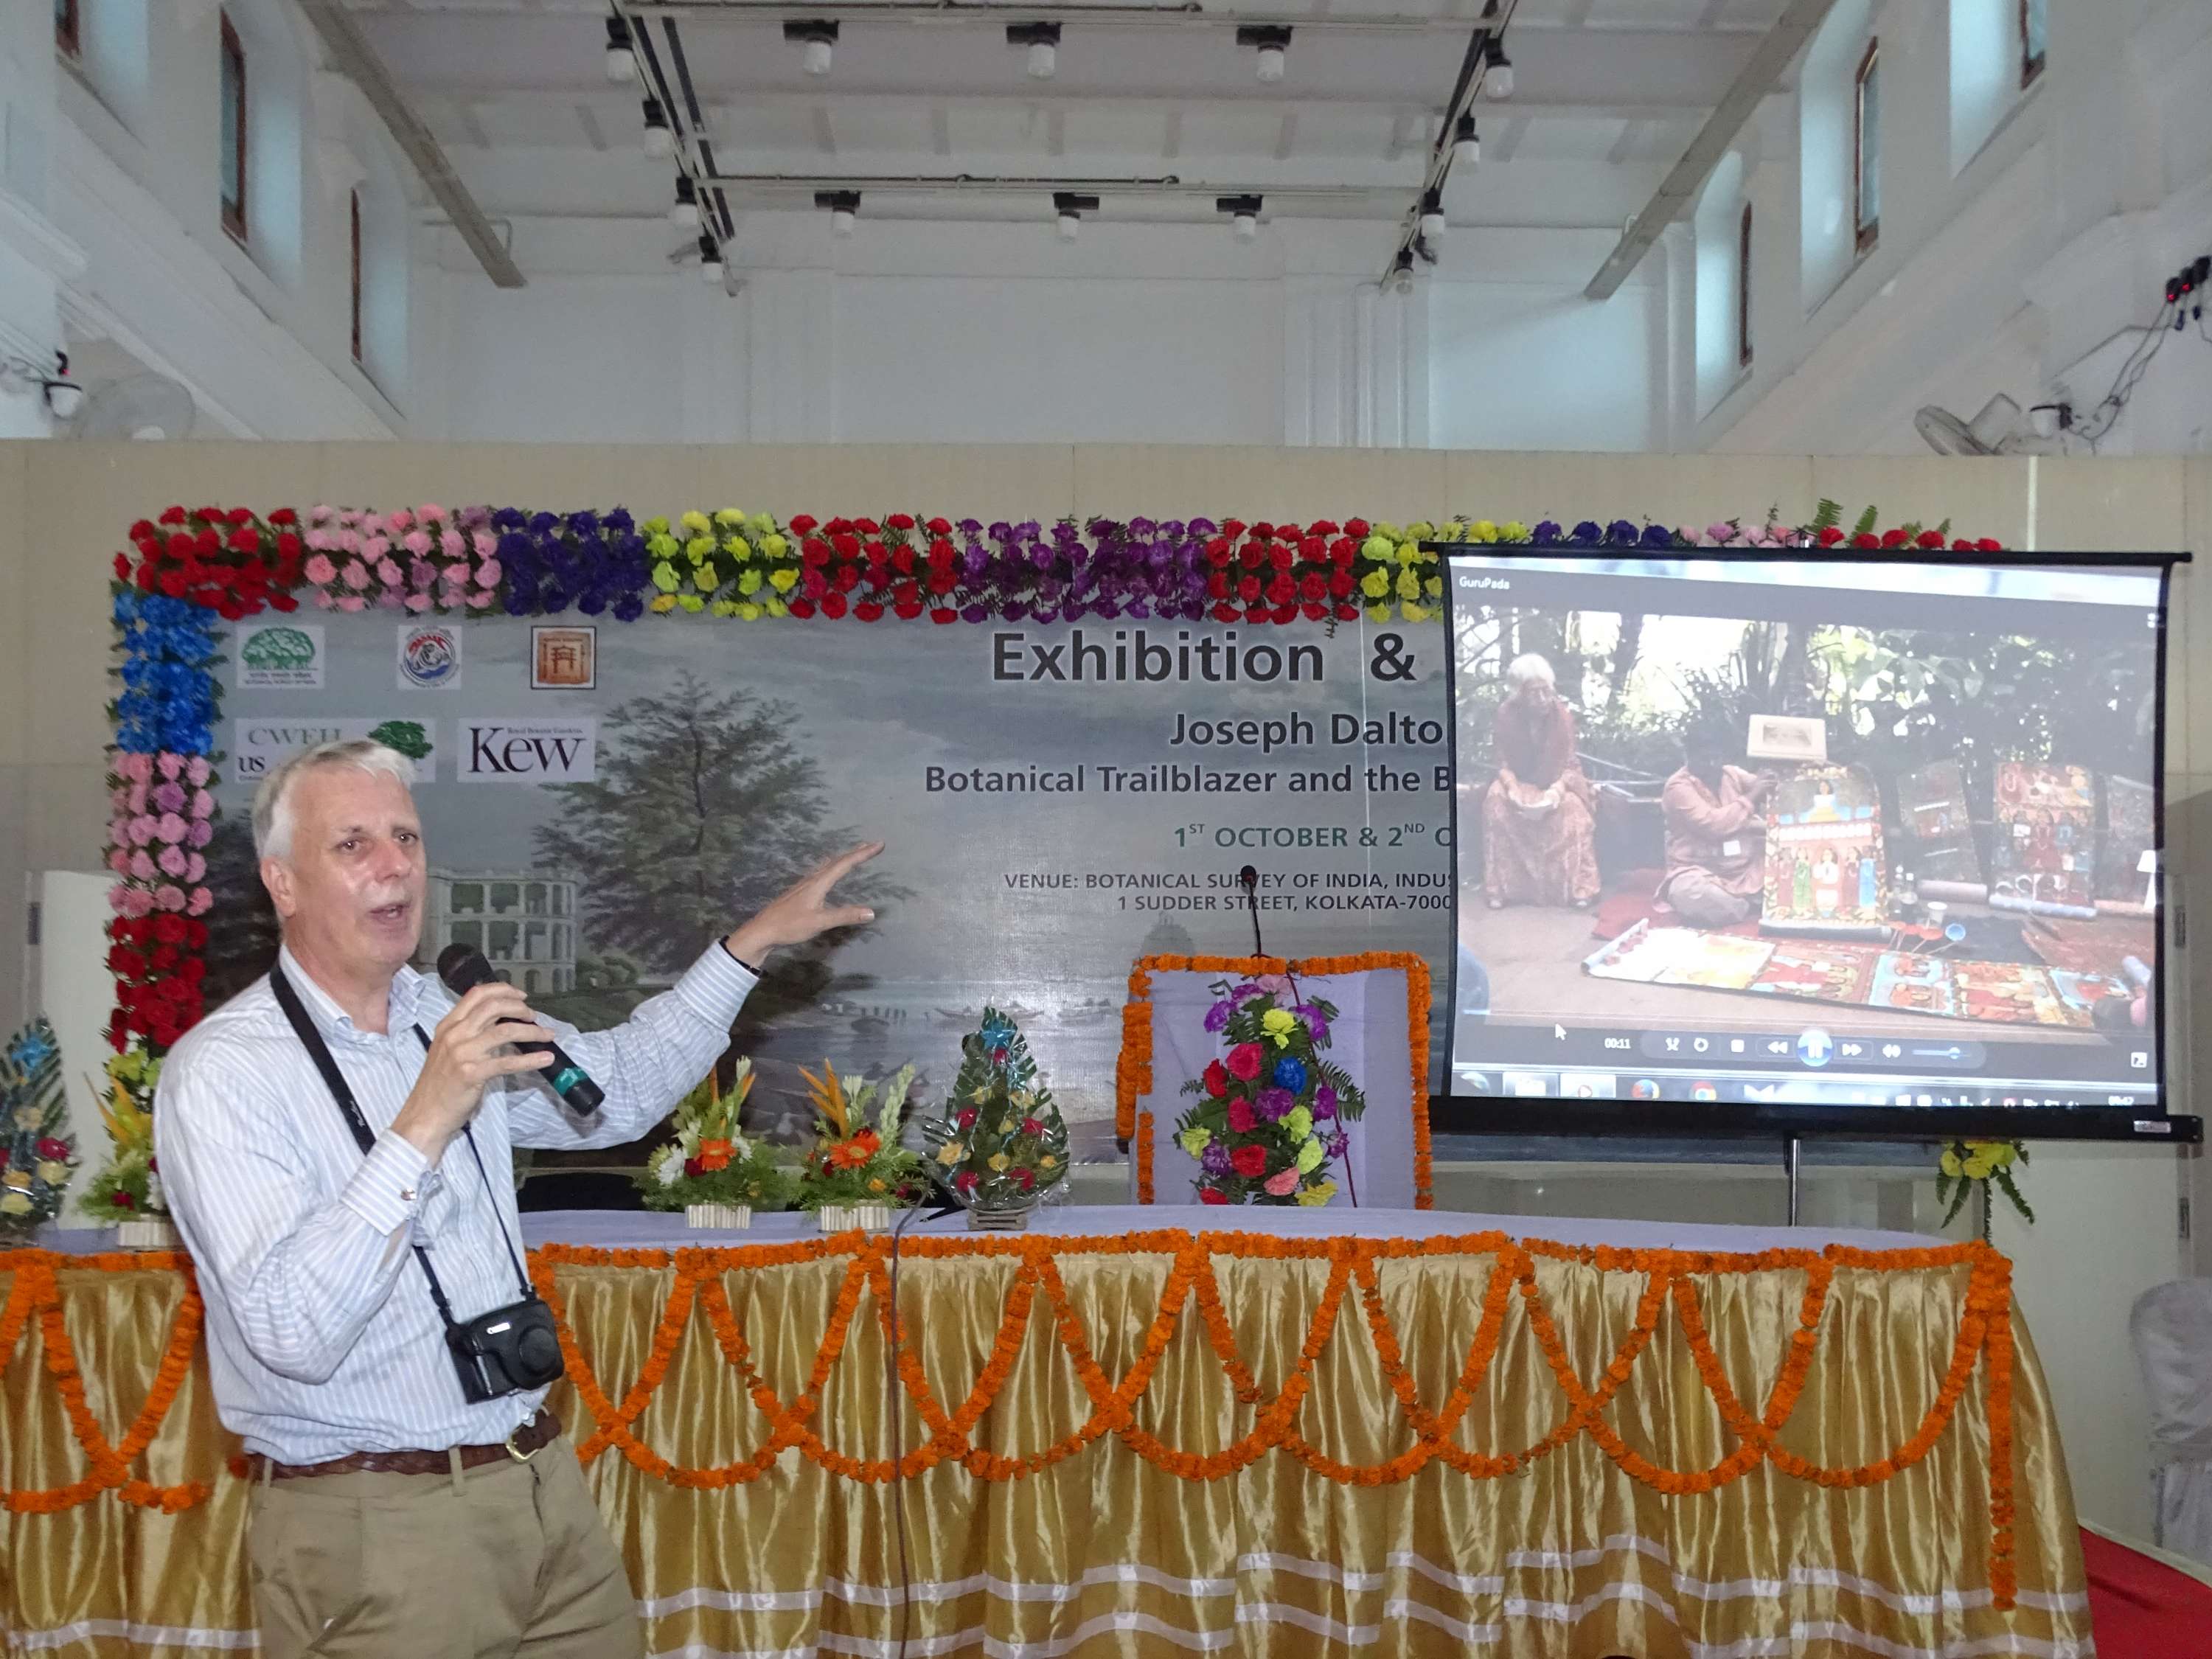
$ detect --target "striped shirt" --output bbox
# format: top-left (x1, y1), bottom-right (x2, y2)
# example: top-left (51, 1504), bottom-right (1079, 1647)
top-left (154, 940), bottom-right (757, 1464)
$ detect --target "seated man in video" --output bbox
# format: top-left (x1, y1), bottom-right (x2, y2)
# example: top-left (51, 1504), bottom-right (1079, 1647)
top-left (1656, 726), bottom-right (1778, 927)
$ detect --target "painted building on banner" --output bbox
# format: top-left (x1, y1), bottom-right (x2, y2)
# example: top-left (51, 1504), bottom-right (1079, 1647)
top-left (422, 869), bottom-right (577, 995)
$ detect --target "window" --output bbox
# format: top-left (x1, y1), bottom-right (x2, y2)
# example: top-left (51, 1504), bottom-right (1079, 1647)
top-left (1853, 39), bottom-right (1879, 254)
top-left (490, 881), bottom-right (519, 913)
top-left (451, 881), bottom-right (484, 913)
top-left (219, 12), bottom-right (247, 240)
top-left (2020, 0), bottom-right (2045, 86)
top-left (55, 0), bottom-right (79, 57)
top-left (349, 188), bottom-right (364, 364)
top-left (451, 919), bottom-right (482, 950)
top-left (1736, 204), bottom-right (1754, 367)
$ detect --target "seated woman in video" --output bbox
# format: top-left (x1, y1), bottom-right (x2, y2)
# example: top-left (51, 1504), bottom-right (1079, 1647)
top-left (1481, 653), bottom-right (1601, 911)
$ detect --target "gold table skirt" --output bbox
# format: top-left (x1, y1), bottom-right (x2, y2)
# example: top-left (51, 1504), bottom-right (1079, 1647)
top-left (0, 1231), bottom-right (2089, 1656)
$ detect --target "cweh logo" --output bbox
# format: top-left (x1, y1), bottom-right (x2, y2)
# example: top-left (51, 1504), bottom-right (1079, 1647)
top-left (459, 719), bottom-right (597, 783)
top-left (398, 623), bottom-right (462, 690)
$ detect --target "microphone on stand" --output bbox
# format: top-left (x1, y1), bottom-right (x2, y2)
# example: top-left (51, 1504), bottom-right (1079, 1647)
top-left (1239, 863), bottom-right (1267, 958)
top-left (436, 943), bottom-right (605, 1114)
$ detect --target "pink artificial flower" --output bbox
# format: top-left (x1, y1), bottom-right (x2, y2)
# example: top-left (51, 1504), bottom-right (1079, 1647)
top-left (476, 559), bottom-right (501, 588)
top-left (157, 845), bottom-right (188, 878)
top-left (119, 752), bottom-right (153, 782)
top-left (333, 528), bottom-right (362, 555)
top-left (341, 561), bottom-right (372, 592)
top-left (153, 782), bottom-right (187, 814)
top-left (156, 753), bottom-right (184, 782)
top-left (336, 507), bottom-right (363, 529)
top-left (304, 554), bottom-right (337, 585)
top-left (472, 531), bottom-right (496, 557)
top-left (154, 884), bottom-right (185, 913)
top-left (187, 887), bottom-right (213, 917)
top-left (128, 816), bottom-right (156, 847)
top-left (405, 591), bottom-right (433, 613)
top-left (107, 885), bottom-right (133, 916)
top-left (363, 535), bottom-right (391, 561)
top-left (375, 557), bottom-right (403, 587)
top-left (106, 849), bottom-right (130, 875)
top-left (381, 509), bottom-right (412, 535)
top-left (375, 588), bottom-right (404, 611)
top-left (130, 850), bottom-right (157, 880)
top-left (305, 528), bottom-right (331, 552)
top-left (440, 529), bottom-right (464, 557)
top-left (108, 786), bottom-right (130, 813)
top-left (156, 812), bottom-right (188, 844)
top-left (418, 503), bottom-right (446, 524)
top-left (410, 560), bottom-right (437, 591)
top-left (128, 781), bottom-right (149, 815)
top-left (190, 787), bottom-right (215, 818)
top-left (309, 504), bottom-right (335, 526)
top-left (187, 819), bottom-right (212, 849)
top-left (1251, 973), bottom-right (1289, 994)
top-left (465, 591), bottom-right (493, 610)
top-left (187, 756), bottom-right (212, 787)
top-left (313, 590), bottom-right (336, 610)
top-left (106, 816), bottom-right (131, 848)
top-left (1264, 1167), bottom-right (1301, 1197)
top-left (337, 595), bottom-right (367, 613)
top-left (184, 852), bottom-right (206, 884)
top-left (403, 529), bottom-right (433, 557)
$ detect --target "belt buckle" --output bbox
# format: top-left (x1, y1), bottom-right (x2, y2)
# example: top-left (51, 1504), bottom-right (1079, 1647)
top-left (504, 1413), bottom-right (542, 1464)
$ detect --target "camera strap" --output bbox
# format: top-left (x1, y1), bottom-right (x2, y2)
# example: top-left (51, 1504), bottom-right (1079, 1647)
top-left (269, 964), bottom-right (535, 1324)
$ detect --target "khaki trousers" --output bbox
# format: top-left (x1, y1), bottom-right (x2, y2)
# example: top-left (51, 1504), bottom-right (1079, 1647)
top-left (246, 1437), bottom-right (644, 1659)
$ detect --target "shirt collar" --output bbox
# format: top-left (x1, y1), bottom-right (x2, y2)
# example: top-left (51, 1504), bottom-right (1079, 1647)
top-left (276, 942), bottom-right (428, 1042)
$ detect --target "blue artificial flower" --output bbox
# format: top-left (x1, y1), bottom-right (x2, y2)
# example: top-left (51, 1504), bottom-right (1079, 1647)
top-left (1607, 519), bottom-right (1641, 544)
top-left (1531, 520), bottom-right (1562, 544)
top-left (1570, 521), bottom-right (1604, 545)
top-left (1640, 523), bottom-right (1674, 548)
top-left (613, 592), bottom-right (645, 623)
top-left (1271, 1056), bottom-right (1309, 1094)
top-left (978, 1011), bottom-right (1018, 1051)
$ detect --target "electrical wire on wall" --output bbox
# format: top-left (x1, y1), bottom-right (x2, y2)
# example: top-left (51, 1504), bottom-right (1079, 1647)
top-left (2068, 254), bottom-right (2210, 451)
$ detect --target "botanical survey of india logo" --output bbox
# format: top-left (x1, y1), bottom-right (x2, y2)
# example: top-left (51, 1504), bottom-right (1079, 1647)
top-left (241, 625), bottom-right (316, 672)
top-left (400, 624), bottom-right (460, 689)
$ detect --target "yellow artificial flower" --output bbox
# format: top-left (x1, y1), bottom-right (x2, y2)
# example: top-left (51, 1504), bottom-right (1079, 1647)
top-left (1295, 1139), bottom-right (1325, 1174)
top-left (764, 597), bottom-right (787, 617)
top-left (1423, 576), bottom-right (1443, 597)
top-left (680, 510), bottom-right (712, 535)
top-left (642, 516), bottom-right (670, 536)
top-left (1179, 1127), bottom-right (1213, 1158)
top-left (769, 568), bottom-right (799, 592)
top-left (1963, 1153), bottom-right (1993, 1180)
top-left (685, 535), bottom-right (715, 561)
top-left (1261, 1008), bottom-right (1297, 1040)
top-left (761, 534), bottom-right (789, 559)
top-left (937, 1141), bottom-right (965, 1166)
top-left (1360, 535), bottom-right (1396, 563)
top-left (36, 1161), bottom-right (67, 1184)
top-left (1406, 521), bottom-right (1436, 541)
top-left (650, 594), bottom-right (678, 613)
top-left (1366, 605), bottom-right (1393, 624)
top-left (0, 1191), bottom-right (31, 1216)
top-left (736, 602), bottom-right (762, 621)
top-left (709, 599), bottom-right (739, 617)
top-left (1284, 1106), bottom-right (1312, 1142)
top-left (1434, 521), bottom-right (1467, 544)
top-left (987, 1152), bottom-right (1011, 1172)
top-left (1471, 518), bottom-right (1498, 540)
top-left (723, 535), bottom-right (754, 560)
top-left (1360, 568), bottom-right (1391, 599)
top-left (714, 507), bottom-right (746, 529)
top-left (868, 1178), bottom-right (886, 1193)
top-left (1500, 519), bottom-right (1530, 540)
top-left (1040, 1153), bottom-right (1057, 1169)
top-left (693, 566), bottom-right (720, 593)
top-left (647, 532), bottom-right (679, 559)
top-left (1373, 521), bottom-right (1403, 540)
top-left (651, 562), bottom-right (681, 594)
top-left (737, 569), bottom-right (762, 596)
top-left (1402, 602), bottom-right (1430, 622)
top-left (3, 1169), bottom-right (29, 1192)
top-left (748, 512), bottom-right (776, 540)
top-left (678, 594), bottom-right (705, 613)
top-left (1394, 568), bottom-right (1422, 601)
top-left (1296, 1180), bottom-right (1337, 1208)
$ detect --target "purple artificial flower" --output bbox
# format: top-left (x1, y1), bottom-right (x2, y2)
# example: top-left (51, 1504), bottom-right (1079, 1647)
top-left (1201, 1143), bottom-right (1232, 1176)
top-left (1129, 517), bottom-right (1158, 538)
top-left (1570, 521), bottom-right (1604, 545)
top-left (1607, 519), bottom-right (1641, 544)
top-left (956, 518), bottom-right (983, 536)
top-left (613, 593), bottom-right (644, 622)
top-left (1127, 600), bottom-right (1152, 619)
top-left (1203, 1000), bottom-right (1235, 1034)
top-left (1639, 523), bottom-right (1674, 549)
top-left (1314, 1085), bottom-right (1338, 1121)
top-left (961, 603), bottom-right (990, 624)
top-left (1012, 520), bottom-right (1042, 541)
top-left (1531, 520), bottom-right (1562, 544)
top-left (1325, 1133), bottom-right (1349, 1161)
top-left (1001, 600), bottom-right (1031, 622)
top-left (1255, 1086), bottom-right (1294, 1121)
top-left (987, 521), bottom-right (1014, 543)
top-left (1295, 1003), bottom-right (1330, 1043)
top-left (1188, 518), bottom-right (1219, 538)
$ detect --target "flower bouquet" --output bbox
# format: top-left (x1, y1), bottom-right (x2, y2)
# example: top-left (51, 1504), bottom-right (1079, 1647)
top-left (1, 1020), bottom-right (76, 1245)
top-left (1174, 978), bottom-right (1365, 1206)
top-left (1937, 1138), bottom-right (2031, 1239)
top-left (795, 1060), bottom-right (925, 1231)
top-left (635, 1059), bottom-right (793, 1228)
top-left (918, 1009), bottom-right (1068, 1228)
top-left (78, 1042), bottom-right (178, 1246)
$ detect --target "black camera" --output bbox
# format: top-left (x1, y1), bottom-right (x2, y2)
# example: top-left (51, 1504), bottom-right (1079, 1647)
top-left (445, 1294), bottom-right (565, 1403)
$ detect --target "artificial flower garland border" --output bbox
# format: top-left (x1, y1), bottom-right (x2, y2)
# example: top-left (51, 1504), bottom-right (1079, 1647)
top-left (0, 1233), bottom-right (2021, 1607)
top-left (1119, 952), bottom-right (1434, 1208)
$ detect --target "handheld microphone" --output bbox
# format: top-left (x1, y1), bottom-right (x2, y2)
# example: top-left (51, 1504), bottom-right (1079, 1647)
top-left (1239, 863), bottom-right (1267, 958)
top-left (436, 943), bottom-right (605, 1114)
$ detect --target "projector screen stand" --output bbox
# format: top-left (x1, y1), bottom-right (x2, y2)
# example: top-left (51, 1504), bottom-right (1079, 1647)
top-left (1785, 1135), bottom-right (1804, 1227)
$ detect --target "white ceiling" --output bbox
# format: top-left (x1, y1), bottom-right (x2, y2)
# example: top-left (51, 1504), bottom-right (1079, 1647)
top-left (340, 0), bottom-right (1790, 234)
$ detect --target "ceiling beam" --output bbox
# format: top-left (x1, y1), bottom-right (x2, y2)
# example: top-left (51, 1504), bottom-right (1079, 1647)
top-left (1583, 0), bottom-right (1838, 301)
top-left (293, 0), bottom-right (525, 287)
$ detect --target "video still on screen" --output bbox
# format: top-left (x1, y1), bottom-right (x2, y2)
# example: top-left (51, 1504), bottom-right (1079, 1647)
top-left (1445, 553), bottom-right (2166, 1115)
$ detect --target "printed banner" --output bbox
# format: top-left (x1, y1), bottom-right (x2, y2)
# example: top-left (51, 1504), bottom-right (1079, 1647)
top-left (213, 617), bottom-right (1456, 1158)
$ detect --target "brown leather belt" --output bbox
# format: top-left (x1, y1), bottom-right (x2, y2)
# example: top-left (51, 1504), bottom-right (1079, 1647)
top-left (250, 1408), bottom-right (560, 1481)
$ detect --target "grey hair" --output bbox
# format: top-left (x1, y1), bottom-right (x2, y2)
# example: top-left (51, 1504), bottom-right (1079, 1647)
top-left (252, 740), bottom-right (417, 861)
top-left (1506, 653), bottom-right (1557, 692)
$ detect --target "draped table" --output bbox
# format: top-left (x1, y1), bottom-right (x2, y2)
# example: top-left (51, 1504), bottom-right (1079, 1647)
top-left (2, 1208), bottom-right (2090, 1657)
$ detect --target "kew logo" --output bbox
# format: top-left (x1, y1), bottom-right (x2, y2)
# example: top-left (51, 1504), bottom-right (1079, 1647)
top-left (459, 720), bottom-right (598, 784)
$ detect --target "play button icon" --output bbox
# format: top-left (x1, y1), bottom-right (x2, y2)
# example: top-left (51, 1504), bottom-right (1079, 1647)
top-left (1796, 1029), bottom-right (1834, 1068)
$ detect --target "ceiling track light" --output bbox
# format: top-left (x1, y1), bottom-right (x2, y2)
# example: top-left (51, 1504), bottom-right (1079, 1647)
top-left (1484, 38), bottom-right (1512, 99)
top-left (696, 234), bottom-right (725, 284)
top-left (604, 14), bottom-right (638, 83)
top-left (1053, 189), bottom-right (1096, 242)
top-left (785, 18), bottom-right (839, 75)
top-left (1236, 24), bottom-right (1292, 84)
top-left (1217, 192), bottom-right (1263, 243)
top-left (1418, 188), bottom-right (1445, 245)
top-left (816, 188), bottom-right (862, 237)
top-left (1006, 21), bottom-right (1061, 80)
top-left (1453, 112), bottom-right (1480, 167)
top-left (641, 97), bottom-right (674, 159)
top-left (670, 173), bottom-right (702, 229)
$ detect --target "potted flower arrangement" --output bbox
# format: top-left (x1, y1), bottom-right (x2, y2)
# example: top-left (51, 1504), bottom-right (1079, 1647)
top-left (635, 1059), bottom-right (793, 1228)
top-left (78, 1043), bottom-right (177, 1247)
top-left (1174, 978), bottom-right (1365, 1206)
top-left (1, 1020), bottom-right (76, 1246)
top-left (918, 1009), bottom-right (1068, 1228)
top-left (795, 1060), bottom-right (925, 1231)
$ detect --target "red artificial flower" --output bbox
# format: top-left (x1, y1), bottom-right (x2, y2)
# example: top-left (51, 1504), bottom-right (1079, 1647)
top-left (1329, 569), bottom-right (1356, 599)
top-left (1269, 544), bottom-right (1295, 571)
top-left (1251, 522), bottom-right (1276, 540)
top-left (226, 507), bottom-right (254, 526)
top-left (1237, 543), bottom-right (1266, 570)
top-left (801, 538), bottom-right (831, 567)
top-left (886, 513), bottom-right (916, 532)
top-left (1203, 1060), bottom-right (1229, 1099)
top-left (1015, 1167), bottom-right (1035, 1191)
top-left (1300, 537), bottom-right (1326, 563)
top-left (928, 570), bottom-right (957, 596)
top-left (821, 593), bottom-right (849, 619)
top-left (1230, 1144), bottom-right (1268, 1179)
top-left (855, 602), bottom-right (885, 622)
top-left (1206, 538), bottom-right (1234, 567)
top-left (1222, 519), bottom-right (1248, 539)
top-left (112, 554), bottom-right (131, 581)
top-left (832, 564), bottom-right (860, 593)
top-left (955, 1170), bottom-right (981, 1193)
top-left (787, 599), bottom-right (817, 619)
top-left (1976, 537), bottom-right (2003, 552)
top-left (1020, 1116), bottom-right (1043, 1136)
top-left (276, 532), bottom-right (302, 557)
top-left (1237, 575), bottom-right (1263, 603)
top-left (227, 528), bottom-right (259, 554)
top-left (788, 514), bottom-right (819, 535)
top-left (180, 959), bottom-right (206, 984)
top-left (164, 533), bottom-right (194, 560)
top-left (268, 508), bottom-right (297, 526)
top-left (1298, 572), bottom-right (1327, 602)
top-left (832, 532), bottom-right (862, 559)
top-left (1851, 532), bottom-right (1881, 549)
top-left (1226, 1043), bottom-right (1264, 1082)
top-left (1302, 602), bottom-right (1329, 622)
top-left (854, 518), bottom-right (881, 537)
top-left (892, 546), bottom-right (917, 576)
top-left (956, 1107), bottom-right (978, 1129)
top-left (150, 944), bottom-right (179, 972)
top-left (134, 565), bottom-right (156, 593)
top-left (1245, 604), bottom-right (1269, 624)
top-left (1207, 572), bottom-right (1231, 599)
top-left (1227, 1098), bottom-right (1256, 1133)
top-left (158, 506), bottom-right (187, 526)
top-left (1818, 526), bottom-right (1846, 546)
top-left (186, 919), bottom-right (208, 949)
top-left (268, 593), bottom-right (300, 613)
top-left (925, 518), bottom-right (951, 537)
top-left (112, 1192), bottom-right (135, 1211)
top-left (683, 1157), bottom-right (703, 1179)
top-left (35, 1137), bottom-right (70, 1161)
top-left (1345, 518), bottom-right (1370, 538)
top-left (1265, 577), bottom-right (1295, 605)
top-left (801, 568), bottom-right (829, 599)
top-left (1880, 528), bottom-right (1908, 549)
top-left (194, 528), bottom-right (219, 554)
top-left (928, 539), bottom-right (956, 566)
top-left (1916, 529), bottom-right (1946, 550)
top-left (1199, 1186), bottom-right (1229, 1206)
top-left (931, 608), bottom-right (958, 625)
top-left (863, 540), bottom-right (888, 566)
top-left (1211, 602), bottom-right (1241, 623)
top-left (894, 599), bottom-right (924, 621)
top-left (1952, 538), bottom-right (1975, 551)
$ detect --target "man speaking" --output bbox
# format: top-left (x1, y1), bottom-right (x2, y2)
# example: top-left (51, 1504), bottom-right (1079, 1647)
top-left (156, 739), bottom-right (880, 1658)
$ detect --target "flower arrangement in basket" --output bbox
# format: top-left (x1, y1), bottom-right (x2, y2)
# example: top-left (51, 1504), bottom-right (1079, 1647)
top-left (918, 1009), bottom-right (1068, 1228)
top-left (795, 1060), bottom-right (925, 1230)
top-left (636, 1059), bottom-right (793, 1228)
top-left (1175, 978), bottom-right (1365, 1206)
top-left (1, 1020), bottom-right (77, 1243)
top-left (78, 1043), bottom-right (175, 1243)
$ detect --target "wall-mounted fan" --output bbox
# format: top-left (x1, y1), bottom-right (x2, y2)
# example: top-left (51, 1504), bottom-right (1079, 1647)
top-left (64, 373), bottom-right (197, 441)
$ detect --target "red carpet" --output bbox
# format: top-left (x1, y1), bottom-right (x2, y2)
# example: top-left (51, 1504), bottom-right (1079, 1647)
top-left (2081, 1526), bottom-right (2212, 1656)
top-left (1587, 869), bottom-right (1762, 944)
